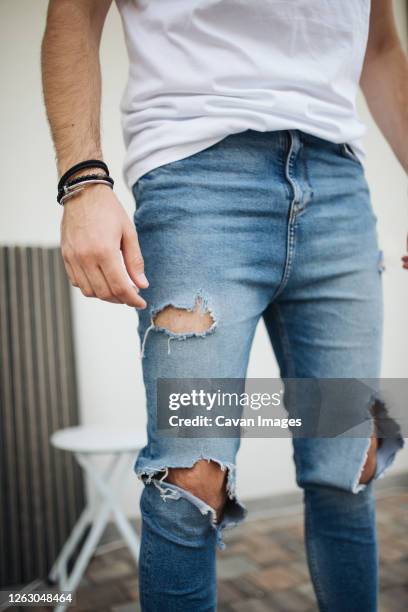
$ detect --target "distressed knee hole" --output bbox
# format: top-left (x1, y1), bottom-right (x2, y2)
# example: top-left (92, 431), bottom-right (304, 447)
top-left (140, 294), bottom-right (217, 357)
top-left (359, 436), bottom-right (378, 484)
top-left (153, 298), bottom-right (214, 334)
top-left (166, 460), bottom-right (227, 519)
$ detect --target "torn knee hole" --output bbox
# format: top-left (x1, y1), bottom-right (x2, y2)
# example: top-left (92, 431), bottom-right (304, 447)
top-left (153, 298), bottom-right (214, 334)
top-left (140, 294), bottom-right (217, 357)
top-left (166, 460), bottom-right (228, 518)
top-left (359, 437), bottom-right (378, 484)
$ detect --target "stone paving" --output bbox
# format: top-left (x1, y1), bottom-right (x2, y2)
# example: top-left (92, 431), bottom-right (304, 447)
top-left (37, 486), bottom-right (408, 611)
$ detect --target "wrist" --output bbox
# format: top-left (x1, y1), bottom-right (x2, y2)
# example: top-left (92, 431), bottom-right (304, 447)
top-left (57, 159), bottom-right (113, 205)
top-left (58, 151), bottom-right (103, 178)
top-left (62, 181), bottom-right (114, 208)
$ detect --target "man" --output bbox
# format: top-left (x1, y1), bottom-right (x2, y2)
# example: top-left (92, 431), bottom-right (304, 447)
top-left (42, 1), bottom-right (407, 610)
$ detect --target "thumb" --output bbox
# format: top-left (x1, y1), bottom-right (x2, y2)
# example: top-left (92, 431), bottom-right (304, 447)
top-left (122, 224), bottom-right (149, 289)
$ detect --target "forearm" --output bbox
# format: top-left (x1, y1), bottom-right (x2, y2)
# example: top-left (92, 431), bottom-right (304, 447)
top-left (361, 43), bottom-right (408, 173)
top-left (41, 0), bottom-right (109, 175)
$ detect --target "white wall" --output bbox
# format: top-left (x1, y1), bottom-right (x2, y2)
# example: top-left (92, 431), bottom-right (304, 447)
top-left (0, 1), bottom-right (407, 515)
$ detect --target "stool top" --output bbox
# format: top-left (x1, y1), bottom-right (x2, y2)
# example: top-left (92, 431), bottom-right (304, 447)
top-left (50, 425), bottom-right (146, 454)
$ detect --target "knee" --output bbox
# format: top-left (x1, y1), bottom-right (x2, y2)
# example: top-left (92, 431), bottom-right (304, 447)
top-left (359, 437), bottom-right (378, 485)
top-left (140, 477), bottom-right (219, 548)
top-left (166, 460), bottom-right (227, 518)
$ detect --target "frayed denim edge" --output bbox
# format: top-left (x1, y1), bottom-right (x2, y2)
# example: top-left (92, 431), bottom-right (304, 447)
top-left (352, 434), bottom-right (405, 494)
top-left (140, 289), bottom-right (218, 358)
top-left (136, 457), bottom-right (247, 549)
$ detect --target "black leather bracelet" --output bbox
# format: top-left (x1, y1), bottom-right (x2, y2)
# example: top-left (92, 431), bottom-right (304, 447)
top-left (57, 175), bottom-right (114, 205)
top-left (57, 174), bottom-right (114, 204)
top-left (58, 160), bottom-right (109, 192)
top-left (58, 179), bottom-right (115, 206)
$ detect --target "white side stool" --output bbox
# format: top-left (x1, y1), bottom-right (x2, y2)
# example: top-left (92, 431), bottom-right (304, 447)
top-left (49, 425), bottom-right (146, 611)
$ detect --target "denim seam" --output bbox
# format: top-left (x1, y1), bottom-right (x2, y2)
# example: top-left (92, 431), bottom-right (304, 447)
top-left (139, 516), bottom-right (154, 610)
top-left (296, 148), bottom-right (314, 216)
top-left (271, 303), bottom-right (296, 378)
top-left (270, 130), bottom-right (299, 300)
top-left (305, 500), bottom-right (329, 612)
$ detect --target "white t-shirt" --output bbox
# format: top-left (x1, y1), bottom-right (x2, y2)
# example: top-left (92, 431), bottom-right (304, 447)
top-left (115, 0), bottom-right (371, 188)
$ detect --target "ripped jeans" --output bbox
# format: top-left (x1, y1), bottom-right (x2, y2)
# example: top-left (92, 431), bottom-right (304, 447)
top-left (132, 130), bottom-right (403, 612)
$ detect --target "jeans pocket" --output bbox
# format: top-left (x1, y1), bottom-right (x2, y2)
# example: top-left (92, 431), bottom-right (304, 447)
top-left (340, 142), bottom-right (363, 167)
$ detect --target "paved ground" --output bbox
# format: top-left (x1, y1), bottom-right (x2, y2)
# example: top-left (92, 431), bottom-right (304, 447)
top-left (70, 486), bottom-right (408, 612)
top-left (29, 485), bottom-right (407, 611)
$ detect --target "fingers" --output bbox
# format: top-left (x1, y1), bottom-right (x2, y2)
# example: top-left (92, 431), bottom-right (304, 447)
top-left (122, 224), bottom-right (149, 289)
top-left (64, 259), bottom-right (78, 287)
top-left (68, 256), bottom-right (95, 298)
top-left (60, 189), bottom-right (149, 306)
top-left (63, 247), bottom-right (146, 308)
top-left (98, 250), bottom-right (147, 308)
top-left (85, 265), bottom-right (121, 304)
top-left (69, 258), bottom-right (120, 303)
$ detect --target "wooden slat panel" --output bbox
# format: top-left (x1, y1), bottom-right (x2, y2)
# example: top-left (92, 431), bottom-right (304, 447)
top-left (0, 246), bottom-right (84, 587)
top-left (8, 247), bottom-right (32, 580)
top-left (0, 247), bottom-right (21, 585)
top-left (31, 246), bottom-right (56, 572)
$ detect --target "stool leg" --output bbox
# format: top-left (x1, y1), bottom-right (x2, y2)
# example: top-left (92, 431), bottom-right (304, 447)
top-left (56, 454), bottom-right (128, 612)
top-left (53, 455), bottom-right (123, 611)
top-left (53, 503), bottom-right (112, 612)
top-left (54, 452), bottom-right (140, 611)
top-left (48, 506), bottom-right (93, 585)
top-left (49, 455), bottom-right (120, 587)
top-left (84, 453), bottom-right (140, 562)
top-left (111, 505), bottom-right (140, 562)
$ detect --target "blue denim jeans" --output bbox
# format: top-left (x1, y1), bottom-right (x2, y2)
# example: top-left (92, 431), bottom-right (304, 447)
top-left (132, 130), bottom-right (402, 612)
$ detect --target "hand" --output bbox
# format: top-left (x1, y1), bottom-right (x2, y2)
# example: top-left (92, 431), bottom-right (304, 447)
top-left (61, 184), bottom-right (148, 308)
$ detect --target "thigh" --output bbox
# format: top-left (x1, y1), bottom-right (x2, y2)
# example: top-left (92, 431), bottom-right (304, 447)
top-left (131, 132), bottom-right (291, 489)
top-left (265, 146), bottom-right (383, 380)
top-left (133, 131), bottom-right (296, 383)
top-left (264, 141), bottom-right (385, 492)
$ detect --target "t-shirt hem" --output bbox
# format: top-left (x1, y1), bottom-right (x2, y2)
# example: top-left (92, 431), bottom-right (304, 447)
top-left (124, 130), bottom-right (366, 190)
top-left (125, 136), bottom-right (228, 190)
